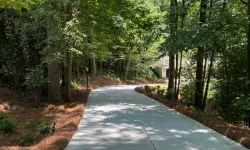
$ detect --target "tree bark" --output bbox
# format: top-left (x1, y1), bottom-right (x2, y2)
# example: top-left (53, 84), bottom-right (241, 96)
top-left (100, 61), bottom-right (103, 74)
top-left (65, 51), bottom-right (72, 102)
top-left (194, 0), bottom-right (207, 109)
top-left (176, 0), bottom-right (186, 99)
top-left (202, 50), bottom-right (215, 110)
top-left (168, 0), bottom-right (178, 90)
top-left (48, 64), bottom-right (61, 104)
top-left (174, 53), bottom-right (178, 93)
top-left (176, 51), bottom-right (183, 99)
top-left (47, 16), bottom-right (61, 104)
top-left (92, 58), bottom-right (97, 76)
top-left (202, 53), bottom-right (208, 95)
top-left (61, 65), bottom-right (65, 88)
top-left (125, 53), bottom-right (131, 80)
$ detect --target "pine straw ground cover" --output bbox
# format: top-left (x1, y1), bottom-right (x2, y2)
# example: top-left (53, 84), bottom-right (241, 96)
top-left (0, 76), bottom-right (164, 150)
top-left (135, 86), bottom-right (250, 149)
top-left (0, 88), bottom-right (90, 150)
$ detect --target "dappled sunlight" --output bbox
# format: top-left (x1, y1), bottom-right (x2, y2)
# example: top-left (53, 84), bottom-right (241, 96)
top-left (66, 85), bottom-right (248, 150)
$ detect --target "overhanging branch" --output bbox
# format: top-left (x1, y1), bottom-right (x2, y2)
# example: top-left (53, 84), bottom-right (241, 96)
top-left (240, 0), bottom-right (248, 6)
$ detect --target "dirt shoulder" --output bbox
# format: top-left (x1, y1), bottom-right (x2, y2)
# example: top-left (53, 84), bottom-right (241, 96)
top-left (135, 86), bottom-right (250, 149)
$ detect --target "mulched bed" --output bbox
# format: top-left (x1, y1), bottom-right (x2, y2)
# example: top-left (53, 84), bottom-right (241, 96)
top-left (0, 88), bottom-right (90, 150)
top-left (135, 86), bottom-right (250, 149)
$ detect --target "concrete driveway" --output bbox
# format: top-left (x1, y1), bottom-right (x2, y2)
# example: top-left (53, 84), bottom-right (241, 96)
top-left (65, 85), bottom-right (248, 150)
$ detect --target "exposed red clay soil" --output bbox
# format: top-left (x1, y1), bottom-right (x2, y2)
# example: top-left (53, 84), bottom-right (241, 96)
top-left (135, 86), bottom-right (250, 149)
top-left (0, 76), bottom-right (164, 150)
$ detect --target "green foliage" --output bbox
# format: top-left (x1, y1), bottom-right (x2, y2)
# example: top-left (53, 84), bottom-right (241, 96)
top-left (144, 85), bottom-right (151, 92)
top-left (24, 66), bottom-right (46, 89)
top-left (38, 122), bottom-right (50, 134)
top-left (182, 82), bottom-right (195, 106)
top-left (0, 118), bottom-right (17, 133)
top-left (18, 133), bottom-right (36, 146)
top-left (214, 48), bottom-right (249, 122)
top-left (157, 89), bottom-right (164, 96)
top-left (144, 85), bottom-right (157, 92)
top-left (71, 79), bottom-right (80, 88)
top-left (26, 119), bottom-right (42, 128)
top-left (165, 89), bottom-right (175, 101)
top-left (151, 86), bottom-right (157, 92)
top-left (0, 112), bottom-right (8, 120)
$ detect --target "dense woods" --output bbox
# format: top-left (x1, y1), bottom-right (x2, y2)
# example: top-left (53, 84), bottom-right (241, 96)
top-left (1, 0), bottom-right (250, 135)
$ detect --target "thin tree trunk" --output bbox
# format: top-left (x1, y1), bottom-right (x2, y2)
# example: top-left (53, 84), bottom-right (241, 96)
top-left (202, 53), bottom-right (208, 95)
top-left (100, 61), bottom-right (103, 74)
top-left (92, 58), bottom-right (97, 76)
top-left (168, 0), bottom-right (177, 90)
top-left (174, 53), bottom-right (178, 93)
top-left (176, 0), bottom-right (186, 99)
top-left (61, 65), bottom-right (65, 87)
top-left (194, 0), bottom-right (207, 109)
top-left (116, 60), bottom-right (120, 72)
top-left (168, 53), bottom-right (175, 90)
top-left (108, 59), bottom-right (111, 72)
top-left (202, 50), bottom-right (215, 110)
top-left (65, 51), bottom-right (72, 102)
top-left (176, 51), bottom-right (183, 99)
top-left (125, 53), bottom-right (131, 80)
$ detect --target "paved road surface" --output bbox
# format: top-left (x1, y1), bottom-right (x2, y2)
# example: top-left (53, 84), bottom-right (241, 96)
top-left (65, 85), bottom-right (248, 150)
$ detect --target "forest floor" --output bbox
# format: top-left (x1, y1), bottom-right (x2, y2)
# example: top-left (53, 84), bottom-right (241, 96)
top-left (135, 86), bottom-right (250, 149)
top-left (0, 76), bottom-right (164, 150)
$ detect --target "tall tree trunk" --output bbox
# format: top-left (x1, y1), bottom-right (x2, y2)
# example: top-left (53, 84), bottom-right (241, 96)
top-left (176, 51), bottom-right (183, 99)
top-left (176, 0), bottom-right (186, 99)
top-left (65, 51), bottom-right (72, 102)
top-left (61, 65), bottom-right (65, 88)
top-left (48, 64), bottom-right (61, 104)
top-left (92, 58), bottom-right (97, 76)
top-left (194, 0), bottom-right (207, 109)
top-left (116, 60), bottom-right (120, 72)
top-left (108, 59), bottom-right (111, 72)
top-left (47, 16), bottom-right (61, 104)
top-left (174, 53), bottom-right (178, 93)
top-left (168, 0), bottom-right (178, 90)
top-left (202, 50), bottom-right (215, 110)
top-left (202, 53), bottom-right (208, 94)
top-left (100, 61), bottom-right (103, 74)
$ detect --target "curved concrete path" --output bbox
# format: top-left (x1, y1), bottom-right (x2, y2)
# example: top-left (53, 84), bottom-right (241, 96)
top-left (65, 85), bottom-right (248, 150)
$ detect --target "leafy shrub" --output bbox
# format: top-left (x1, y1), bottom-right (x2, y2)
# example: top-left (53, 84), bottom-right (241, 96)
top-left (151, 86), bottom-right (157, 92)
top-left (182, 82), bottom-right (195, 106)
top-left (144, 85), bottom-right (151, 92)
top-left (38, 122), bottom-right (50, 134)
top-left (18, 133), bottom-right (36, 146)
top-left (157, 89), bottom-right (164, 96)
top-left (0, 112), bottom-right (8, 120)
top-left (26, 119), bottom-right (42, 128)
top-left (71, 79), bottom-right (80, 88)
top-left (0, 118), bottom-right (17, 133)
top-left (156, 85), bottom-right (161, 90)
top-left (166, 89), bottom-right (175, 100)
top-left (24, 66), bottom-right (46, 90)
